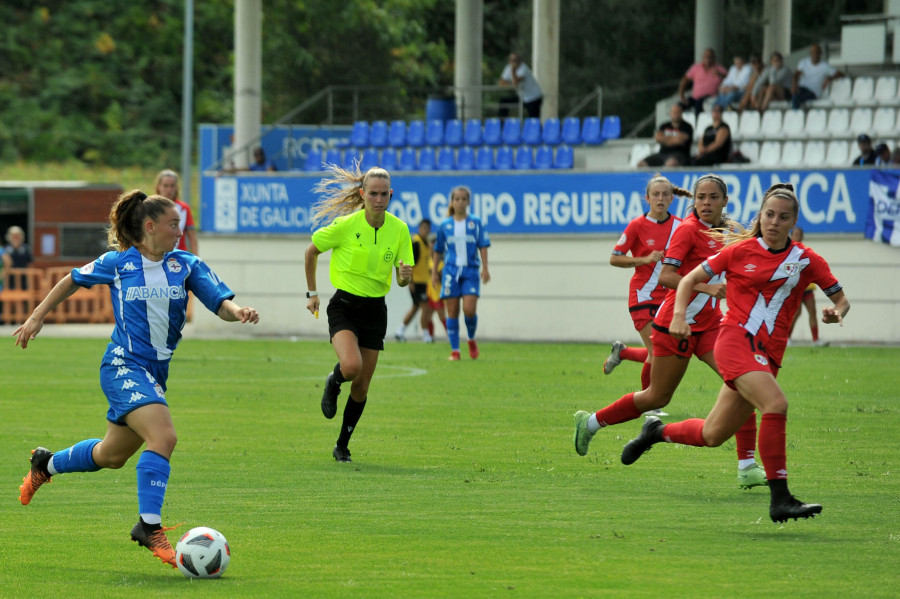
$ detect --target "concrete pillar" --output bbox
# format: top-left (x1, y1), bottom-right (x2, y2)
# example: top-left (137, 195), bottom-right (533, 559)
top-left (454, 0), bottom-right (483, 121)
top-left (762, 0), bottom-right (792, 60)
top-left (232, 0), bottom-right (262, 169)
top-left (694, 0), bottom-right (724, 63)
top-left (532, 0), bottom-right (560, 119)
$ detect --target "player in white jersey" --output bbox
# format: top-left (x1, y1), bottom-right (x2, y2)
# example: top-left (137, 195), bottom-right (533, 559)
top-left (15, 190), bottom-right (259, 569)
top-left (431, 186), bottom-right (491, 361)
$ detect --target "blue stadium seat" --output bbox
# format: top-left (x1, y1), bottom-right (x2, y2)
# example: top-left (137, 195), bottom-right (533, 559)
top-left (521, 118), bottom-right (542, 145)
top-left (495, 145), bottom-right (514, 170)
top-left (436, 147), bottom-right (455, 170)
top-left (360, 147), bottom-right (379, 171)
top-left (514, 145), bottom-right (533, 170)
top-left (324, 148), bottom-right (342, 167)
top-left (425, 119), bottom-right (444, 146)
top-left (444, 119), bottom-right (463, 147)
top-left (542, 118), bottom-right (561, 145)
top-left (561, 117), bottom-right (581, 145)
top-left (380, 148), bottom-right (398, 171)
top-left (464, 119), bottom-right (483, 146)
top-left (398, 147), bottom-right (417, 171)
top-left (456, 146), bottom-right (475, 170)
top-left (407, 120), bottom-right (426, 147)
top-left (474, 146), bottom-right (494, 170)
top-left (343, 149), bottom-right (361, 169)
top-left (349, 121), bottom-right (369, 148)
top-left (502, 118), bottom-right (522, 145)
top-left (601, 115), bottom-right (621, 140)
top-left (388, 120), bottom-right (407, 147)
top-left (483, 117), bottom-right (503, 146)
top-left (534, 145), bottom-right (553, 169)
top-left (581, 116), bottom-right (603, 145)
top-left (418, 146), bottom-right (436, 170)
top-left (304, 148), bottom-right (323, 171)
top-left (554, 144), bottom-right (574, 169)
top-left (369, 120), bottom-right (388, 148)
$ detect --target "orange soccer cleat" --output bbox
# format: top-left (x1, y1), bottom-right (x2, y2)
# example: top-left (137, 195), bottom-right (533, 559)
top-left (19, 447), bottom-right (53, 506)
top-left (131, 520), bottom-right (183, 568)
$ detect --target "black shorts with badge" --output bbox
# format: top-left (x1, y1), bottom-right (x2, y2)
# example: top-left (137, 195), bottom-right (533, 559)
top-left (327, 289), bottom-right (388, 350)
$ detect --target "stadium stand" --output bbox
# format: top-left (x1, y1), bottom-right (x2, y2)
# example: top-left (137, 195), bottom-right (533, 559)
top-left (436, 146), bottom-right (455, 170)
top-left (444, 119), bottom-right (464, 147)
top-left (851, 76), bottom-right (876, 107)
top-left (534, 145), bottom-right (554, 169)
top-left (495, 145), bottom-right (514, 170)
top-left (874, 76), bottom-right (899, 106)
top-left (388, 120), bottom-right (407, 147)
top-left (418, 146), bottom-right (436, 170)
top-left (514, 145), bottom-right (533, 170)
top-left (542, 117), bottom-right (561, 145)
top-left (398, 146), bottom-right (417, 170)
top-left (425, 119), bottom-right (444, 146)
top-left (349, 121), bottom-right (369, 147)
top-left (475, 146), bottom-right (494, 170)
top-left (601, 115), bottom-right (622, 141)
top-left (457, 145), bottom-right (475, 170)
top-left (380, 148), bottom-right (398, 171)
top-left (803, 140), bottom-right (826, 166)
top-left (872, 107), bottom-right (897, 137)
top-left (554, 144), bottom-right (575, 169)
top-left (581, 116), bottom-right (603, 145)
top-left (464, 119), bottom-right (483, 146)
top-left (826, 107), bottom-right (851, 138)
top-left (825, 139), bottom-right (851, 166)
top-left (483, 117), bottom-right (503, 146)
top-left (502, 118), bottom-right (522, 145)
top-left (360, 147), bottom-right (379, 171)
top-left (758, 140), bottom-right (782, 166)
top-left (304, 148), bottom-right (323, 171)
top-left (849, 107), bottom-right (873, 137)
top-left (407, 120), bottom-right (426, 147)
top-left (561, 117), bottom-right (582, 145)
top-left (369, 120), bottom-right (388, 147)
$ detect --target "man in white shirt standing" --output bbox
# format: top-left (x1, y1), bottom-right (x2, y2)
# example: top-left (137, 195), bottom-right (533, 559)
top-left (498, 52), bottom-right (544, 118)
top-left (714, 54), bottom-right (752, 109)
top-left (791, 43), bottom-right (844, 109)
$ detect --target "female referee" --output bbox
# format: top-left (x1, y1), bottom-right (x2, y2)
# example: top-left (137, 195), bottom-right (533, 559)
top-left (574, 174), bottom-right (765, 489)
top-left (431, 185), bottom-right (491, 361)
top-left (305, 165), bottom-right (414, 463)
top-left (602, 174), bottom-right (687, 394)
top-left (16, 190), bottom-right (259, 569)
top-left (620, 183), bottom-right (849, 523)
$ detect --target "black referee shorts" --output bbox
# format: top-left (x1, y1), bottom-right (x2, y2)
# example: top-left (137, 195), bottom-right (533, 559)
top-left (326, 289), bottom-right (388, 351)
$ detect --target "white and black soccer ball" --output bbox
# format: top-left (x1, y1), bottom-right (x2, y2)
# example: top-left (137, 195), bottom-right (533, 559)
top-left (175, 526), bottom-right (230, 579)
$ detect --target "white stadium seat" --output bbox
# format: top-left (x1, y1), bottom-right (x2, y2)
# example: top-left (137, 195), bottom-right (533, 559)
top-left (738, 111), bottom-right (761, 140)
top-left (803, 140), bottom-right (826, 167)
top-left (760, 110), bottom-right (784, 139)
top-left (781, 140), bottom-right (804, 166)
top-left (723, 110), bottom-right (740, 140)
top-left (826, 108), bottom-right (850, 138)
top-left (849, 108), bottom-right (874, 139)
top-left (695, 112), bottom-right (713, 136)
top-left (851, 76), bottom-right (876, 107)
top-left (629, 142), bottom-right (651, 167)
top-left (758, 141), bottom-right (782, 167)
top-left (780, 109), bottom-right (805, 140)
top-left (874, 76), bottom-right (900, 106)
top-left (803, 108), bottom-right (828, 139)
top-left (872, 107), bottom-right (897, 137)
top-left (681, 112), bottom-right (696, 131)
top-left (825, 140), bottom-right (851, 167)
top-left (739, 141), bottom-right (759, 163)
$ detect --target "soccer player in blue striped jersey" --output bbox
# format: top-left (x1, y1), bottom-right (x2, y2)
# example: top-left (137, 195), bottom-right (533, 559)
top-left (14, 190), bottom-right (259, 569)
top-left (431, 186), bottom-right (491, 361)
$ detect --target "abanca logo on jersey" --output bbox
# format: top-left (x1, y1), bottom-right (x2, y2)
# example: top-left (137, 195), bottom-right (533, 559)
top-left (125, 286), bottom-right (187, 301)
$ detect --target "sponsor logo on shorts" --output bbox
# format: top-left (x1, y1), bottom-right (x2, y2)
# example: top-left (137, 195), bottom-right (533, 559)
top-left (754, 354), bottom-right (768, 366)
top-left (154, 383), bottom-right (165, 399)
top-left (115, 366), bottom-right (132, 378)
top-left (111, 357), bottom-right (125, 366)
top-left (112, 346), bottom-right (125, 356)
top-left (129, 392), bottom-right (147, 403)
top-left (121, 379), bottom-right (139, 390)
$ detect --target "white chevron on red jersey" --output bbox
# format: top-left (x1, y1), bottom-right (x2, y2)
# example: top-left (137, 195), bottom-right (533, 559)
top-left (612, 213), bottom-right (682, 307)
top-left (654, 211), bottom-right (726, 332)
top-left (703, 238), bottom-right (840, 364)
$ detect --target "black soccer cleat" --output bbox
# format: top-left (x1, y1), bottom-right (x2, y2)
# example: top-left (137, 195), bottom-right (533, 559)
top-left (332, 445), bottom-right (352, 463)
top-left (19, 447), bottom-right (53, 506)
top-left (321, 372), bottom-right (340, 419)
top-left (621, 417), bottom-right (665, 465)
top-left (769, 496), bottom-right (823, 523)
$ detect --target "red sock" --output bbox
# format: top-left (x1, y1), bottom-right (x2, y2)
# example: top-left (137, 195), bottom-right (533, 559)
top-left (640, 362), bottom-right (651, 390)
top-left (810, 326), bottom-right (819, 342)
top-left (660, 419), bottom-right (707, 446)
top-left (596, 392), bottom-right (642, 426)
top-left (734, 413), bottom-right (757, 460)
top-left (620, 347), bottom-right (649, 363)
top-left (758, 413), bottom-right (787, 480)
top-left (427, 322), bottom-right (434, 336)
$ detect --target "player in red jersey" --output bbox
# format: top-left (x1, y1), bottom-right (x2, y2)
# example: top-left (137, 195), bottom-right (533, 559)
top-left (602, 174), bottom-right (686, 399)
top-left (575, 174), bottom-right (765, 489)
top-left (621, 183), bottom-right (849, 523)
top-left (787, 226), bottom-right (825, 346)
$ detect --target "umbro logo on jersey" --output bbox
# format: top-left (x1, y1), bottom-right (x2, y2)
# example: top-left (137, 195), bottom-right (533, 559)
top-left (647, 239), bottom-right (656, 246)
top-left (708, 240), bottom-right (717, 247)
top-left (121, 262), bottom-right (137, 271)
top-left (744, 263), bottom-right (757, 271)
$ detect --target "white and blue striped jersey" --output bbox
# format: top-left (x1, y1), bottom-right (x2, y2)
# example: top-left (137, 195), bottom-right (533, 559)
top-left (434, 215), bottom-right (491, 268)
top-left (72, 247), bottom-right (234, 363)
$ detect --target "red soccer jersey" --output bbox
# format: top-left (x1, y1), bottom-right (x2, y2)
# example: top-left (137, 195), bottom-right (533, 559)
top-left (612, 213), bottom-right (682, 308)
top-left (654, 211), bottom-right (726, 332)
top-left (174, 199), bottom-right (196, 252)
top-left (704, 238), bottom-right (841, 365)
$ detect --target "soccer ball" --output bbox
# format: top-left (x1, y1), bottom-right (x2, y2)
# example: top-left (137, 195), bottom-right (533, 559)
top-left (175, 526), bottom-right (230, 579)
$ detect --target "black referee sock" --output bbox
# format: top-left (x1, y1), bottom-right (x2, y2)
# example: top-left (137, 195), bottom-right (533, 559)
top-left (332, 362), bottom-right (347, 385)
top-left (336, 396), bottom-right (366, 448)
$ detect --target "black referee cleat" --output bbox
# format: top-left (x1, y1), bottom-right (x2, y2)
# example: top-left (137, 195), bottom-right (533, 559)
top-left (332, 445), bottom-right (352, 463)
top-left (770, 496), bottom-right (823, 523)
top-left (621, 416), bottom-right (665, 465)
top-left (321, 372), bottom-right (340, 419)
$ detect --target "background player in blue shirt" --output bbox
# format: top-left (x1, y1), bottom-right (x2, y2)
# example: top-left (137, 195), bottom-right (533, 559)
top-left (431, 186), bottom-right (491, 361)
top-left (15, 190), bottom-right (259, 570)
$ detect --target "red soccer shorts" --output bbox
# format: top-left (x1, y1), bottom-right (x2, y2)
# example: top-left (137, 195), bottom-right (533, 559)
top-left (630, 304), bottom-right (659, 332)
top-left (651, 325), bottom-right (718, 359)
top-left (714, 324), bottom-right (780, 389)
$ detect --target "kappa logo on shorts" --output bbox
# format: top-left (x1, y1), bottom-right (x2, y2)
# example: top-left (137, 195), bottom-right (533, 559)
top-left (754, 354), bottom-right (768, 366)
top-left (115, 366), bottom-right (132, 378)
top-left (121, 379), bottom-right (139, 390)
top-left (144, 371), bottom-right (157, 384)
top-left (111, 357), bottom-right (125, 366)
top-left (129, 392), bottom-right (147, 403)
top-left (112, 346), bottom-right (126, 356)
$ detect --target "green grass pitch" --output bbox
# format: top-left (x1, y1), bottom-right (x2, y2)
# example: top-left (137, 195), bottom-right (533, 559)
top-left (1, 337), bottom-right (898, 597)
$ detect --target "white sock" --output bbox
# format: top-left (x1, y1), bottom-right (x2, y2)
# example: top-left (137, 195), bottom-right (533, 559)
top-left (587, 413), bottom-right (601, 433)
top-left (47, 457), bottom-right (59, 476)
top-left (140, 513), bottom-right (162, 526)
top-left (738, 458), bottom-right (757, 470)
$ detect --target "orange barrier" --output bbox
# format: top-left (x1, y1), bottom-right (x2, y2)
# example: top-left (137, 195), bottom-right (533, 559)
top-left (0, 267), bottom-right (114, 325)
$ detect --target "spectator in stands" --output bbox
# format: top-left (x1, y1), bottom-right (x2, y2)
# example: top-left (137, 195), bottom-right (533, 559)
top-left (498, 52), bottom-right (544, 119)
top-left (2, 226), bottom-right (33, 289)
top-left (757, 51), bottom-right (794, 114)
top-left (154, 169), bottom-right (198, 255)
top-left (852, 134), bottom-right (876, 166)
top-left (638, 103), bottom-right (694, 167)
top-left (714, 54), bottom-right (752, 109)
top-left (736, 53), bottom-right (765, 112)
top-left (248, 146), bottom-right (277, 172)
top-left (692, 104), bottom-right (732, 166)
top-left (874, 143), bottom-right (891, 166)
top-left (791, 43), bottom-right (843, 110)
top-left (891, 147), bottom-right (900, 165)
top-left (678, 48), bottom-right (727, 117)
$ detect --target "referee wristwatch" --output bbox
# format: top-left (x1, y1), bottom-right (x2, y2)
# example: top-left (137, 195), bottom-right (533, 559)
top-left (306, 291), bottom-right (318, 298)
